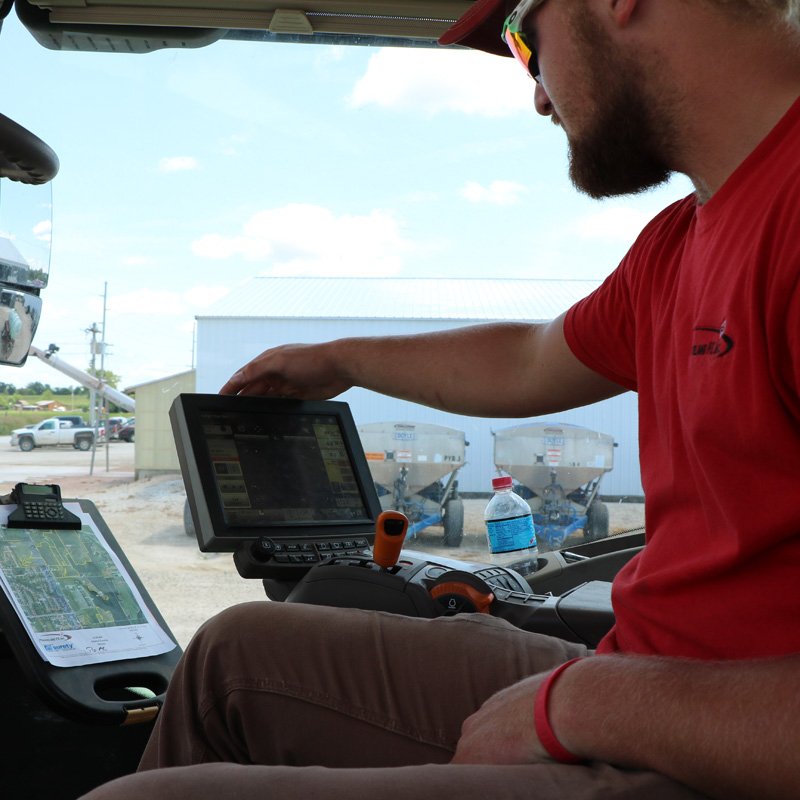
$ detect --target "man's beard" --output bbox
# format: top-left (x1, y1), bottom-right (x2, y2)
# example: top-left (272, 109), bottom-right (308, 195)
top-left (562, 7), bottom-right (677, 199)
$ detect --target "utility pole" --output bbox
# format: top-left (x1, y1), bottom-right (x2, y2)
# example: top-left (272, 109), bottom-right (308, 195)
top-left (86, 321), bottom-right (100, 477)
top-left (100, 282), bottom-right (109, 472)
top-left (86, 322), bottom-right (100, 426)
top-left (89, 283), bottom-right (111, 475)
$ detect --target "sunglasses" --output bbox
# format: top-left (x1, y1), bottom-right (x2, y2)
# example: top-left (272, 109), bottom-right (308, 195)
top-left (502, 0), bottom-right (548, 83)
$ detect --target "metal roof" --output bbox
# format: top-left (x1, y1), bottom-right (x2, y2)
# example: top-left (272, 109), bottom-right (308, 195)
top-left (198, 277), bottom-right (601, 322)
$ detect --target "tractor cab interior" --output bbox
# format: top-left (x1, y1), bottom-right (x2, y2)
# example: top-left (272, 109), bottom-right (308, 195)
top-left (0, 2), bottom-right (646, 797)
top-left (172, 392), bottom-right (638, 643)
top-left (1, 389), bottom-right (642, 798)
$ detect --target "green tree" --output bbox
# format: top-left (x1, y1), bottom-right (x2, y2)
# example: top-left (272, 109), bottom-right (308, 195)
top-left (88, 367), bottom-right (122, 389)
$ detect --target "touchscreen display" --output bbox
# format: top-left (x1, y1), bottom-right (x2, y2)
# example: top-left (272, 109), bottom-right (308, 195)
top-left (200, 409), bottom-right (369, 527)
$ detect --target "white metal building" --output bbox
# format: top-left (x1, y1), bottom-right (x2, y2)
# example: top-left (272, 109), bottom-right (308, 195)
top-left (195, 277), bottom-right (643, 498)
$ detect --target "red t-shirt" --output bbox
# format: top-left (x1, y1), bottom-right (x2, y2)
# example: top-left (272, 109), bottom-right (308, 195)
top-left (564, 95), bottom-right (800, 660)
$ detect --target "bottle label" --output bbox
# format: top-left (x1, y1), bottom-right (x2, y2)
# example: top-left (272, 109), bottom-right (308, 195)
top-left (486, 514), bottom-right (536, 555)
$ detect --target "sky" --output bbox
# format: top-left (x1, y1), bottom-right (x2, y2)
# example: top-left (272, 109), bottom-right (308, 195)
top-left (0, 13), bottom-right (693, 392)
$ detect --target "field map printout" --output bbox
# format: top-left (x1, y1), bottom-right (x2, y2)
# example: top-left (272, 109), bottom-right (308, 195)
top-left (0, 503), bottom-right (176, 667)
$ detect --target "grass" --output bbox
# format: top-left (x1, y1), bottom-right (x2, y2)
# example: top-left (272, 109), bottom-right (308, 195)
top-left (0, 395), bottom-right (92, 436)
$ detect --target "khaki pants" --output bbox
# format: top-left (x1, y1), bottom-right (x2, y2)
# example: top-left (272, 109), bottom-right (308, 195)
top-left (80, 602), bottom-right (707, 799)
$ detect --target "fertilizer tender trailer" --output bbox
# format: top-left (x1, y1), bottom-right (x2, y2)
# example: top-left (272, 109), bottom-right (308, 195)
top-left (357, 421), bottom-right (467, 547)
top-left (493, 422), bottom-right (615, 551)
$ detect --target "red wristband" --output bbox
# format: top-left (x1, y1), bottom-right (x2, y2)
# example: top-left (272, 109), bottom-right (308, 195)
top-left (534, 658), bottom-right (586, 764)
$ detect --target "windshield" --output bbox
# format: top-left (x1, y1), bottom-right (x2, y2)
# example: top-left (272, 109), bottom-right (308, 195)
top-left (0, 11), bottom-right (680, 642)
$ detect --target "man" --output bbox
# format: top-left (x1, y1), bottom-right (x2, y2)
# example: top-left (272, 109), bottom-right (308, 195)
top-left (82, 1), bottom-right (800, 798)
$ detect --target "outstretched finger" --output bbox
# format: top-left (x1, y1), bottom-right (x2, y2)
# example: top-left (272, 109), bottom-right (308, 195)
top-left (219, 372), bottom-right (245, 394)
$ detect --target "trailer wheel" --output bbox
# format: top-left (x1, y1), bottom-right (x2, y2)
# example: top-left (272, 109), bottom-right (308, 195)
top-left (76, 437), bottom-right (92, 452)
top-left (584, 501), bottom-right (609, 542)
top-left (184, 499), bottom-right (195, 538)
top-left (18, 437), bottom-right (34, 452)
top-left (442, 498), bottom-right (464, 547)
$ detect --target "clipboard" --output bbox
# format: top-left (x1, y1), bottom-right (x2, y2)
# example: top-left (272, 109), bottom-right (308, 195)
top-left (0, 497), bottom-right (182, 725)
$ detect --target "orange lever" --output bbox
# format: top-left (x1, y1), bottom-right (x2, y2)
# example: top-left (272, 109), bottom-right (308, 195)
top-left (372, 510), bottom-right (409, 569)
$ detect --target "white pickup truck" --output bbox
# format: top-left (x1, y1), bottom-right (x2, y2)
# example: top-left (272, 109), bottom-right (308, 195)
top-left (11, 418), bottom-right (103, 451)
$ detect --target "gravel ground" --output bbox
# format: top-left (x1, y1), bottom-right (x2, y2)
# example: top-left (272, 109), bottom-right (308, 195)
top-left (0, 441), bottom-right (644, 648)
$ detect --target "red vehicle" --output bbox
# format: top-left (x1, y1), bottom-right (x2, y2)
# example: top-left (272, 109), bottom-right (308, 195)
top-left (118, 419), bottom-right (135, 443)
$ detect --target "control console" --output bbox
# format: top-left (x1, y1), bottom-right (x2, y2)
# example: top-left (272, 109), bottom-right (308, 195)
top-left (277, 512), bottom-right (615, 648)
top-left (170, 394), bottom-right (617, 647)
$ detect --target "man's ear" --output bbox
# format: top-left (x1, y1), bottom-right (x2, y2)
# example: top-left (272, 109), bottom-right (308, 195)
top-left (609, 0), bottom-right (639, 27)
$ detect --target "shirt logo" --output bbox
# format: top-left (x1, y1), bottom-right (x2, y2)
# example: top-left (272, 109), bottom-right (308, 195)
top-left (691, 322), bottom-right (734, 358)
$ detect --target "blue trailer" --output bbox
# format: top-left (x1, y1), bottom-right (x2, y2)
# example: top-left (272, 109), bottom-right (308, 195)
top-left (493, 422), bottom-right (615, 551)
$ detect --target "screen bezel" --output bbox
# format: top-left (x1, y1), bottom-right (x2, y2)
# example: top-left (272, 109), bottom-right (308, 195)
top-left (170, 393), bottom-right (382, 552)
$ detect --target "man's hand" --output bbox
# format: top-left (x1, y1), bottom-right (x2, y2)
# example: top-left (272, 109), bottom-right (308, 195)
top-left (220, 342), bottom-right (352, 399)
top-left (454, 653), bottom-right (800, 800)
top-left (451, 673), bottom-right (554, 765)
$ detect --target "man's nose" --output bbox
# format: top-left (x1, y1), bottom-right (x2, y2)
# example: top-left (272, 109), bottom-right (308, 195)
top-left (534, 80), bottom-right (553, 116)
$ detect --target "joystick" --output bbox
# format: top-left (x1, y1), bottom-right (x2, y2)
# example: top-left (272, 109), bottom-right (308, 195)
top-left (372, 510), bottom-right (409, 569)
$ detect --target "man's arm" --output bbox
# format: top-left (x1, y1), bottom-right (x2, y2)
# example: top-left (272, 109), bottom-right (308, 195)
top-left (219, 314), bottom-right (624, 418)
top-left (453, 653), bottom-right (800, 800)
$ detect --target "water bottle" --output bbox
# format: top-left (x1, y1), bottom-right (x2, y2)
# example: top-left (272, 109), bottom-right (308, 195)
top-left (484, 476), bottom-right (538, 575)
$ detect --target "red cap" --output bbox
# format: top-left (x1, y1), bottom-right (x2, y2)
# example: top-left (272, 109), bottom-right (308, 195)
top-left (492, 476), bottom-right (513, 490)
top-left (438, 0), bottom-right (513, 58)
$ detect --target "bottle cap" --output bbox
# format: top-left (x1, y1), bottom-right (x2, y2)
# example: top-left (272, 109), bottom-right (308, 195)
top-left (492, 476), bottom-right (513, 490)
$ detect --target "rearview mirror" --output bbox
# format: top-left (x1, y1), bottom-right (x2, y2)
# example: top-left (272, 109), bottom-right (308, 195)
top-left (0, 287), bottom-right (42, 365)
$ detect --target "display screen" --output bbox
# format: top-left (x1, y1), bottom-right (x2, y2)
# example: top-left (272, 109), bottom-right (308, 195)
top-left (200, 409), bottom-right (368, 527)
top-left (170, 394), bottom-right (381, 553)
top-left (21, 484), bottom-right (56, 495)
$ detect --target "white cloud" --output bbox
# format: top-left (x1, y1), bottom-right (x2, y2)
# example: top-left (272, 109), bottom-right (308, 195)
top-left (192, 203), bottom-right (411, 277)
top-left (33, 220), bottom-right (51, 243)
top-left (158, 156), bottom-right (200, 173)
top-left (348, 48), bottom-right (534, 117)
top-left (460, 180), bottom-right (528, 206)
top-left (575, 207), bottom-right (654, 242)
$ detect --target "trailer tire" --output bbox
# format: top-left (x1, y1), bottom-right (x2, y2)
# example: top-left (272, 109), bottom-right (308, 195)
top-left (442, 498), bottom-right (464, 547)
top-left (184, 499), bottom-right (195, 538)
top-left (76, 437), bottom-right (92, 452)
top-left (584, 501), bottom-right (609, 542)
top-left (18, 437), bottom-right (34, 452)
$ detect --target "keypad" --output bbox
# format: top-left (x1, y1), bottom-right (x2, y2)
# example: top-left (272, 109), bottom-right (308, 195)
top-left (22, 501), bottom-right (64, 521)
top-left (268, 538), bottom-right (369, 565)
